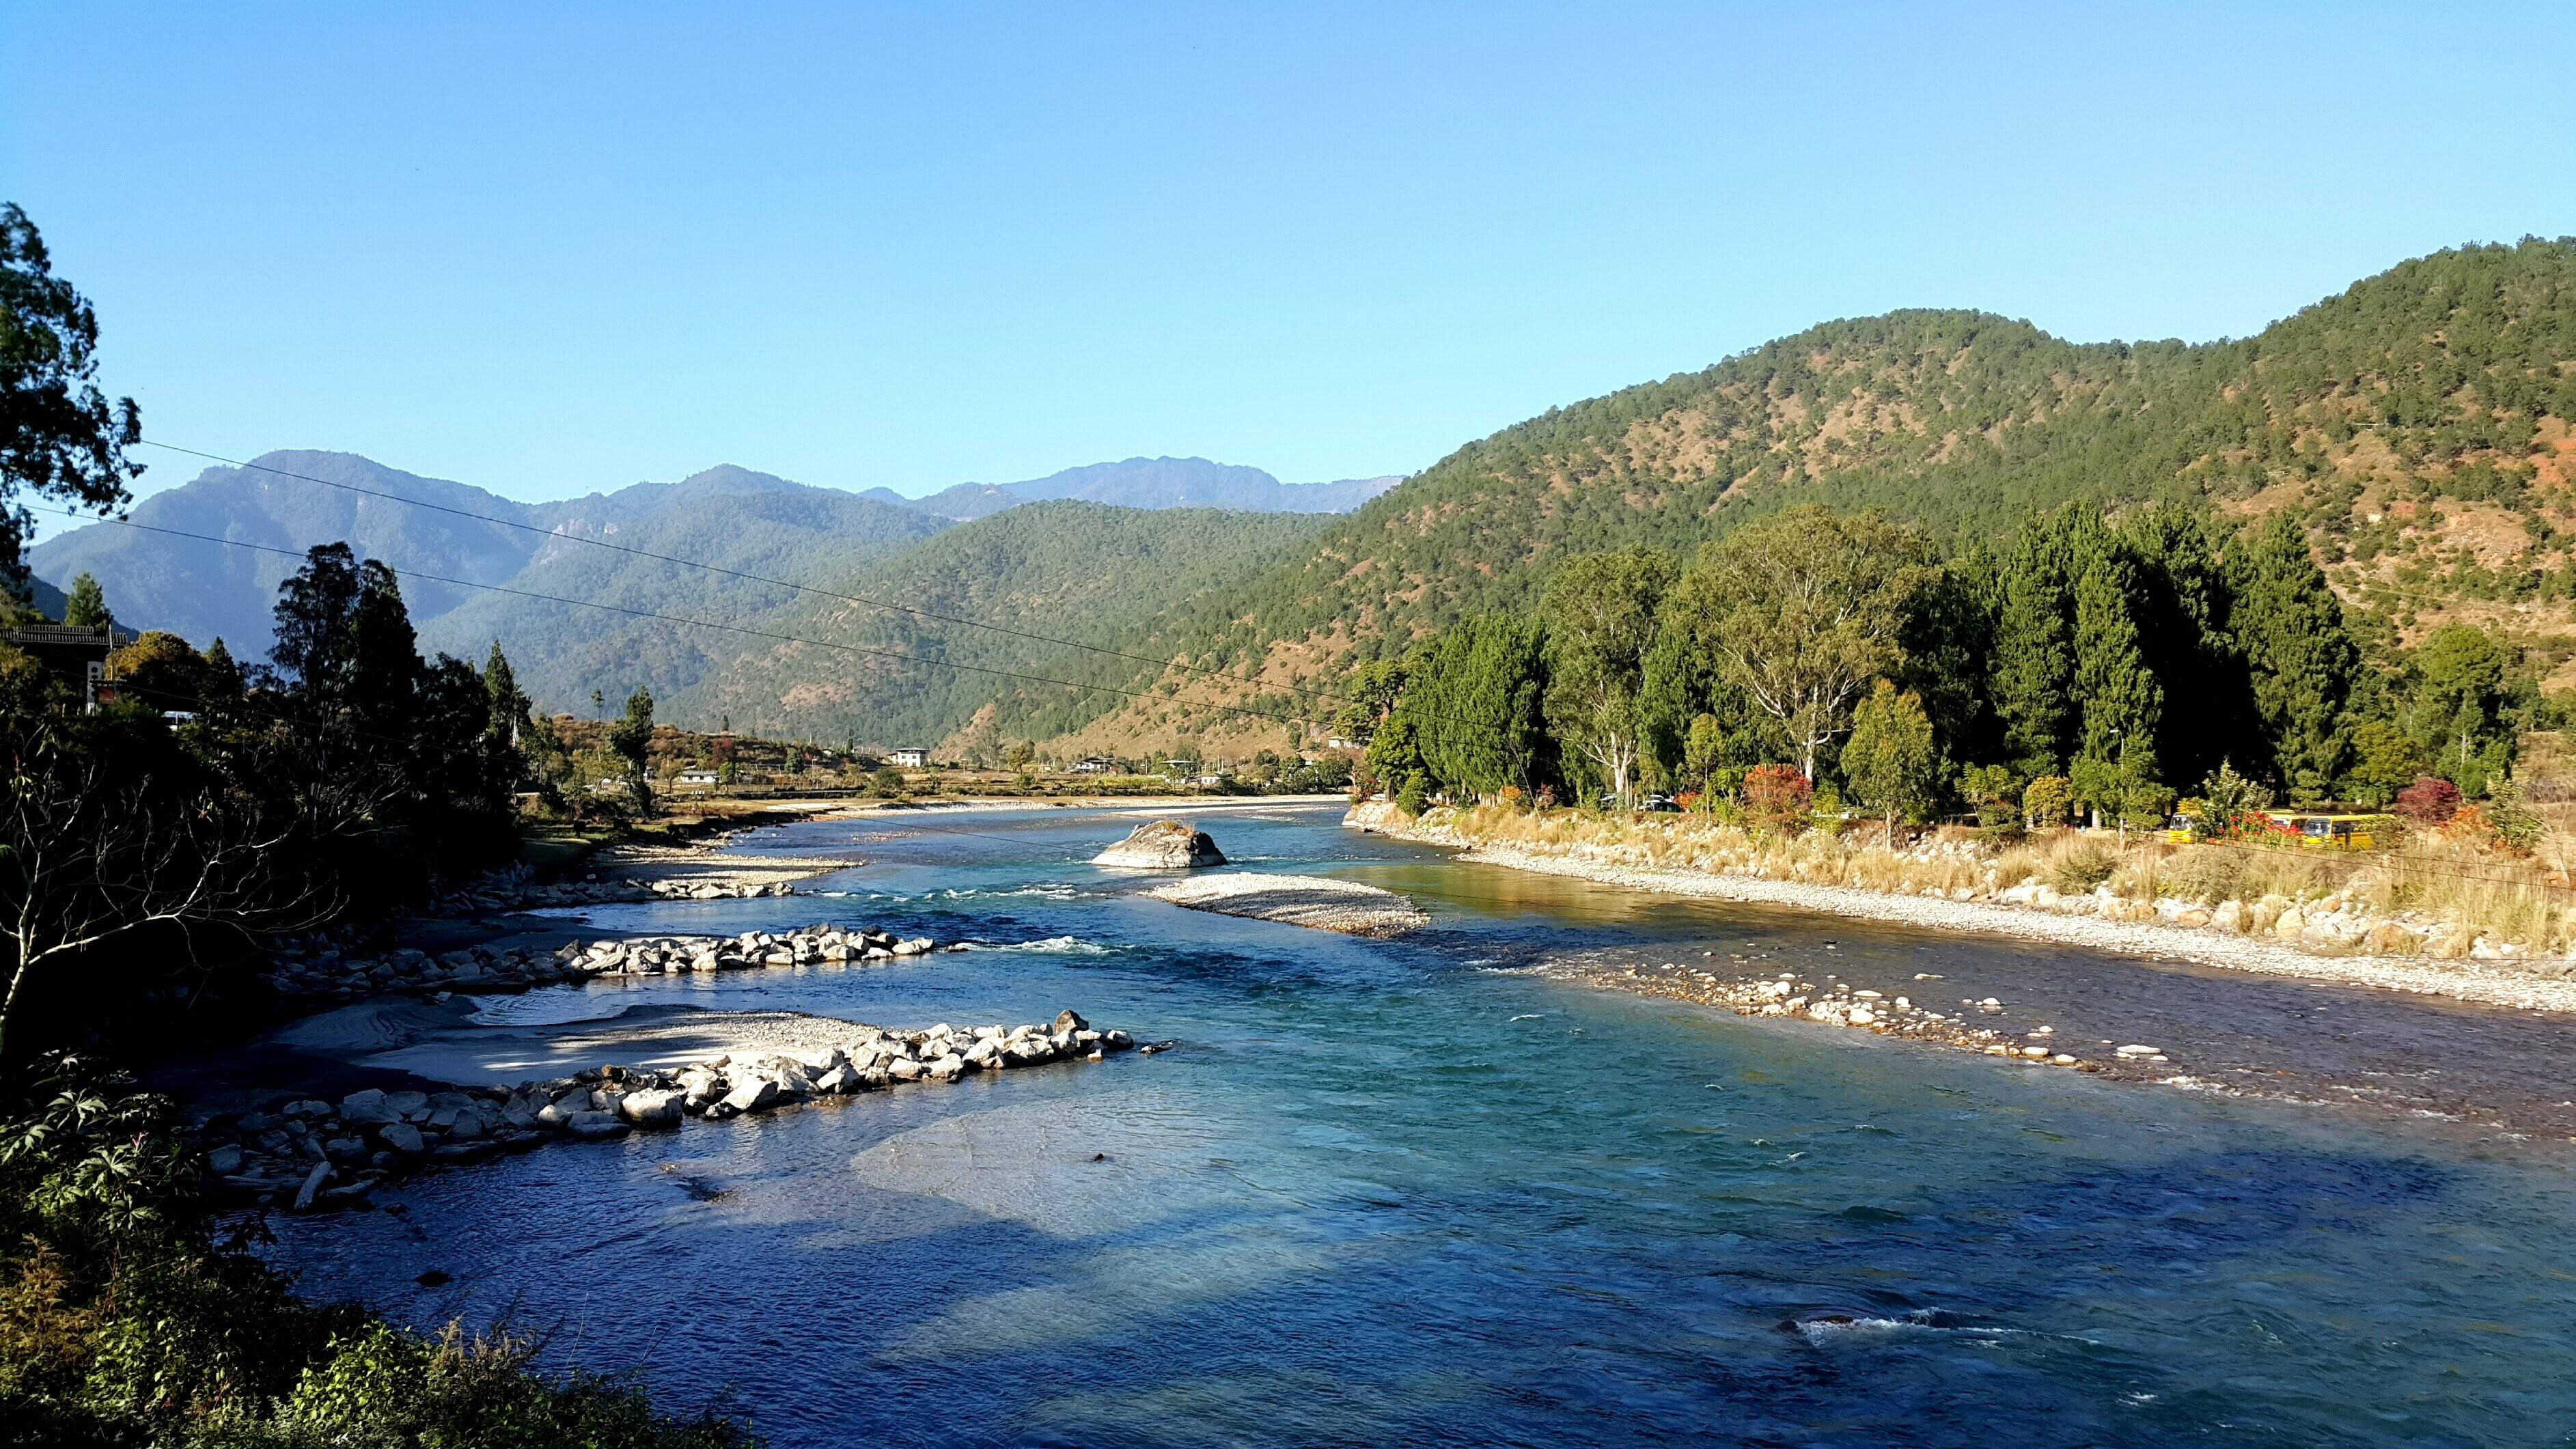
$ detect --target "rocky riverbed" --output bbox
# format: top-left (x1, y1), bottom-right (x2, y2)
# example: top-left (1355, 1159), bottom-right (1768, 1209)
top-left (202, 1004), bottom-right (1139, 1212)
top-left (1352, 804), bottom-right (2576, 1014)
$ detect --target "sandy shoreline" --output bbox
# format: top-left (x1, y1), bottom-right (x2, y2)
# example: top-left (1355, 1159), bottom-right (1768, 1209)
top-left (1353, 812), bottom-right (2576, 1015)
top-left (1144, 872), bottom-right (1430, 936)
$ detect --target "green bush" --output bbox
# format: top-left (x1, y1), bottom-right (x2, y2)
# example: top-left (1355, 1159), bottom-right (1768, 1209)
top-left (2049, 842), bottom-right (2118, 894)
top-left (0, 1055), bottom-right (757, 1448)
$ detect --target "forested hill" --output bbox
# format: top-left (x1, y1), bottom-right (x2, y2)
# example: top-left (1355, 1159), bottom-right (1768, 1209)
top-left (1090, 238), bottom-right (2576, 750)
top-left (683, 500), bottom-right (1332, 754)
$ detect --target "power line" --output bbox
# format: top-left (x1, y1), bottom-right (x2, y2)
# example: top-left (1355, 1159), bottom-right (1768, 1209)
top-left (39, 508), bottom-right (1313, 730)
top-left (136, 441), bottom-right (1346, 717)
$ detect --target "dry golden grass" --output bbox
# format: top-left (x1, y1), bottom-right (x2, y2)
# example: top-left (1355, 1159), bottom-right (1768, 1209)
top-left (1430, 804), bottom-right (2576, 954)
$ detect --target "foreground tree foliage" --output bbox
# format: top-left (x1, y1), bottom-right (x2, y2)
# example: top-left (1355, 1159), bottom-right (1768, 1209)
top-left (0, 204), bottom-right (143, 601)
top-left (0, 1056), bottom-right (756, 1448)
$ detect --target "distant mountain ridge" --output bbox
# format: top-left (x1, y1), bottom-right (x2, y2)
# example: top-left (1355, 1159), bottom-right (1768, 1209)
top-left (29, 452), bottom-right (1398, 675)
top-left (27, 451), bottom-right (555, 652)
top-left (909, 456), bottom-right (1400, 521)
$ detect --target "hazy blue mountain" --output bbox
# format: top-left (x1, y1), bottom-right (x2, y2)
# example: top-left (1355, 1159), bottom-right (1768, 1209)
top-left (416, 465), bottom-right (947, 714)
top-left (911, 456), bottom-right (1401, 520)
top-left (22, 575), bottom-right (70, 621)
top-left (27, 450), bottom-right (549, 654)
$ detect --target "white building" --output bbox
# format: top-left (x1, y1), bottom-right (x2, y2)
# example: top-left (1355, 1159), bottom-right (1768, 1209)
top-left (889, 747), bottom-right (929, 769)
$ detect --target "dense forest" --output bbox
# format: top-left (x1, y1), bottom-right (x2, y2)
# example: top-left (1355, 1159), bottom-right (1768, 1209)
top-left (1086, 239), bottom-right (2576, 752)
top-left (1348, 501), bottom-right (2549, 829)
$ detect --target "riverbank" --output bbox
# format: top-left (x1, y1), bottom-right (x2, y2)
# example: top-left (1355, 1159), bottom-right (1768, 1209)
top-left (1352, 802), bottom-right (2576, 1015)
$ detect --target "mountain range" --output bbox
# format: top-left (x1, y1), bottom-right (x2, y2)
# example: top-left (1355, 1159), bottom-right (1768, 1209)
top-left (909, 458), bottom-right (1400, 521)
top-left (26, 453), bottom-right (1396, 713)
top-left (25, 239), bottom-right (2576, 760)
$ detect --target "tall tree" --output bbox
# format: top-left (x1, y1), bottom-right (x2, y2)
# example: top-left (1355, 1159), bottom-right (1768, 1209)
top-left (60, 571), bottom-right (108, 629)
top-left (2070, 551), bottom-right (2161, 820)
top-left (1843, 680), bottom-right (1939, 833)
top-left (2407, 622), bottom-right (2515, 793)
top-left (482, 641), bottom-right (529, 750)
top-left (1987, 509), bottom-right (2105, 777)
top-left (609, 687), bottom-right (657, 816)
top-left (1401, 612), bottom-right (1550, 802)
top-left (2119, 503), bottom-right (2253, 786)
top-left (0, 204), bottom-right (143, 602)
top-left (1667, 506), bottom-right (1930, 782)
top-left (2228, 514), bottom-right (2359, 803)
top-left (1540, 547), bottom-right (1676, 802)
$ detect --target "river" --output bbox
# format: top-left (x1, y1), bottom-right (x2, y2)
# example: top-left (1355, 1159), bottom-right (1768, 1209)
top-left (266, 803), bottom-right (2576, 1446)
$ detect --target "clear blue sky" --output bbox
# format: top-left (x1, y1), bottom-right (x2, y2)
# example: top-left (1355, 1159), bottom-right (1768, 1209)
top-left (5, 2), bottom-right (2573, 522)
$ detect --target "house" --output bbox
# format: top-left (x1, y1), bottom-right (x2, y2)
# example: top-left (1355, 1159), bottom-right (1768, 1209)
top-left (889, 747), bottom-right (929, 769)
top-left (1071, 757), bottom-right (1115, 775)
top-left (2, 624), bottom-right (113, 706)
top-left (676, 769), bottom-right (719, 788)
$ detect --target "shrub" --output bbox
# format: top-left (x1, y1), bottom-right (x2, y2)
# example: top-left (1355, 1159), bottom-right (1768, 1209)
top-left (2164, 846), bottom-right (2251, 904)
top-left (1741, 765), bottom-right (1812, 836)
top-left (2023, 775), bottom-right (2073, 829)
top-left (1396, 775), bottom-right (1430, 816)
top-left (2395, 775), bottom-right (2462, 825)
top-left (2049, 840), bottom-right (2118, 894)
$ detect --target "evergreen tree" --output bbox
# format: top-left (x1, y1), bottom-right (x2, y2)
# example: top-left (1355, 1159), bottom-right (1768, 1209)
top-left (609, 687), bottom-right (657, 816)
top-left (2227, 514), bottom-right (2359, 803)
top-left (60, 571), bottom-right (108, 629)
top-left (1988, 510), bottom-right (2105, 777)
top-left (1896, 544), bottom-right (1999, 783)
top-left (2119, 503), bottom-right (2256, 786)
top-left (1400, 612), bottom-right (1550, 801)
top-left (2071, 551), bottom-right (2161, 819)
top-left (482, 641), bottom-right (529, 749)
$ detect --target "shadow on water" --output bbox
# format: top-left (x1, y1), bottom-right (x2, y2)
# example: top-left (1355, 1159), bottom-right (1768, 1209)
top-left (264, 804), bottom-right (2576, 1447)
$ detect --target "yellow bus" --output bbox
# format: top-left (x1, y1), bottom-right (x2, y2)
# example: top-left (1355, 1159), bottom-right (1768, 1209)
top-left (2260, 812), bottom-right (2381, 851)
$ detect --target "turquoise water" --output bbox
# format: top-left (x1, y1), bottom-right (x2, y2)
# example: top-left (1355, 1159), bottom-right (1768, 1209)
top-left (271, 805), bottom-right (2576, 1446)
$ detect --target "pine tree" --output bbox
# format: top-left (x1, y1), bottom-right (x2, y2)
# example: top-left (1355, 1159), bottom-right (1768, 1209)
top-left (2228, 514), bottom-right (2359, 803)
top-left (2118, 503), bottom-right (2256, 787)
top-left (61, 571), bottom-right (108, 629)
top-left (482, 641), bottom-right (529, 749)
top-left (1988, 510), bottom-right (2103, 777)
top-left (2071, 551), bottom-right (2161, 820)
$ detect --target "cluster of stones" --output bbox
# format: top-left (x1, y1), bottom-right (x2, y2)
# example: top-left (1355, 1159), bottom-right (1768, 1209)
top-left (1991, 881), bottom-right (2512, 959)
top-left (1602, 958), bottom-right (2169, 1073)
top-left (259, 925), bottom-right (940, 1002)
top-left (417, 855), bottom-right (807, 917)
top-left (558, 925), bottom-right (944, 977)
top-left (202, 1011), bottom-right (1133, 1212)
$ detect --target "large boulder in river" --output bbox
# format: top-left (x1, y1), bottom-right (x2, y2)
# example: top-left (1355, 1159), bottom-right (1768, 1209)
top-left (1092, 820), bottom-right (1226, 869)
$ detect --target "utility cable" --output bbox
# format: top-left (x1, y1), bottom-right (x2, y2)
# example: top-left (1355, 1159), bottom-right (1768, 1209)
top-left (135, 441), bottom-right (1344, 715)
top-left (36, 508), bottom-right (1312, 730)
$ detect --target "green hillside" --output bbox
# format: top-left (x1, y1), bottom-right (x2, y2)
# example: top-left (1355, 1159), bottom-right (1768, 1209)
top-left (1083, 239), bottom-right (2576, 750)
top-left (682, 500), bottom-right (1332, 752)
top-left (417, 466), bottom-right (948, 715)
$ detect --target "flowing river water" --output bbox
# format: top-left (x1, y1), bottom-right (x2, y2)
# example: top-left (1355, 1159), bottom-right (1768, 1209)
top-left (266, 804), bottom-right (2576, 1446)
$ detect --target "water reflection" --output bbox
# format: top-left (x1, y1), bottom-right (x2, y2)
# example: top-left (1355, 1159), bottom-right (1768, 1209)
top-left (267, 804), bottom-right (2576, 1446)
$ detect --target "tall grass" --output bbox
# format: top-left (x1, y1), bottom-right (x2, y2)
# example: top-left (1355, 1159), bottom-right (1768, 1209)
top-left (1429, 804), bottom-right (2576, 953)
